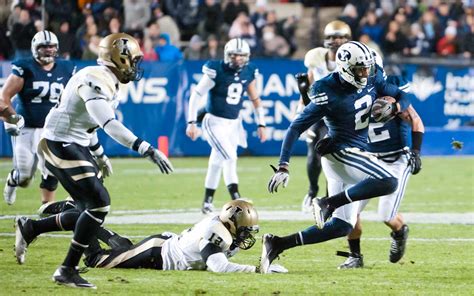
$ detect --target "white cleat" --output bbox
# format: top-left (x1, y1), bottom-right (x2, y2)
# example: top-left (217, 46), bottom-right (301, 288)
top-left (201, 202), bottom-right (214, 214)
top-left (311, 198), bottom-right (325, 229)
top-left (14, 217), bottom-right (28, 264)
top-left (4, 174), bottom-right (17, 205)
top-left (301, 194), bottom-right (314, 213)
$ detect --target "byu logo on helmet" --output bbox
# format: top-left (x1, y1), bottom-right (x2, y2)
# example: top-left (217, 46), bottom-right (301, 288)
top-left (337, 50), bottom-right (351, 62)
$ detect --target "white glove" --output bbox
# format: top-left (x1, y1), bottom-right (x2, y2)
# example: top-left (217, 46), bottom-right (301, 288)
top-left (268, 165), bottom-right (289, 193)
top-left (95, 154), bottom-right (113, 178)
top-left (4, 114), bottom-right (24, 136)
top-left (267, 264), bottom-right (288, 273)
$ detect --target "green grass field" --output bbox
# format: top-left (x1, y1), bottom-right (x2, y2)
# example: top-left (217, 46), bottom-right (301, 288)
top-left (0, 156), bottom-right (473, 295)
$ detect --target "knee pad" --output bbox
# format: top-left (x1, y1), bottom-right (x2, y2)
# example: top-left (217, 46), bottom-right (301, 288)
top-left (16, 170), bottom-right (33, 188)
top-left (86, 208), bottom-right (109, 225)
top-left (40, 175), bottom-right (59, 191)
top-left (57, 209), bottom-right (81, 231)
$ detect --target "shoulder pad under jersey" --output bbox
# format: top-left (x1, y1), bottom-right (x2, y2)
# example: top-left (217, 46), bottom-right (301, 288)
top-left (202, 61), bottom-right (220, 80)
top-left (304, 47), bottom-right (329, 69)
top-left (202, 219), bottom-right (233, 251)
top-left (81, 67), bottom-right (117, 99)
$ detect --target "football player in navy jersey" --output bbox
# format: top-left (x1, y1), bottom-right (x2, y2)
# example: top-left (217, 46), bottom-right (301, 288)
top-left (260, 41), bottom-right (415, 273)
top-left (0, 30), bottom-right (78, 205)
top-left (186, 38), bottom-right (267, 214)
top-left (338, 74), bottom-right (424, 269)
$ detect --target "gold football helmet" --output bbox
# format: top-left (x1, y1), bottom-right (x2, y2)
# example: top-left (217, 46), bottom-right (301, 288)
top-left (323, 20), bottom-right (352, 51)
top-left (219, 200), bottom-right (259, 250)
top-left (97, 33), bottom-right (143, 83)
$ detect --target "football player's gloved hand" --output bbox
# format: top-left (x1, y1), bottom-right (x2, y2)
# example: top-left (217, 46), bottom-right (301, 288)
top-left (4, 114), bottom-right (24, 136)
top-left (268, 164), bottom-right (289, 193)
top-left (371, 97), bottom-right (397, 123)
top-left (96, 154), bottom-right (113, 178)
top-left (408, 149), bottom-right (422, 175)
top-left (143, 146), bottom-right (174, 174)
top-left (295, 73), bottom-right (311, 106)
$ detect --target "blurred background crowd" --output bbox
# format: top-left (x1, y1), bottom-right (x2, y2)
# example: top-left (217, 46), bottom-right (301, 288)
top-left (0, 0), bottom-right (472, 62)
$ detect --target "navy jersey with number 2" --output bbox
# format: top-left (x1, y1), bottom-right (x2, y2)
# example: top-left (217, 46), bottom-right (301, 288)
top-left (279, 69), bottom-right (412, 164)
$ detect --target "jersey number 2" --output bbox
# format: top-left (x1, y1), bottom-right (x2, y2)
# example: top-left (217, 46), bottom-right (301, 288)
top-left (226, 83), bottom-right (243, 105)
top-left (31, 81), bottom-right (64, 104)
top-left (354, 95), bottom-right (372, 130)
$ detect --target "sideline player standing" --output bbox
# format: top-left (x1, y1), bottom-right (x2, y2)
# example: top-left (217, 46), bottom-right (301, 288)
top-left (34, 33), bottom-right (173, 289)
top-left (298, 20), bottom-right (352, 212)
top-left (0, 31), bottom-right (75, 205)
top-left (186, 38), bottom-right (267, 214)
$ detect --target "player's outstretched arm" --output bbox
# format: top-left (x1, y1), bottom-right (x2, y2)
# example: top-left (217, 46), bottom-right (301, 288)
top-left (247, 81), bottom-right (267, 143)
top-left (79, 85), bottom-right (173, 174)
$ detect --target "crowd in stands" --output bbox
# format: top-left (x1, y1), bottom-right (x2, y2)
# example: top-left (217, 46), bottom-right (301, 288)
top-left (0, 0), bottom-right (472, 62)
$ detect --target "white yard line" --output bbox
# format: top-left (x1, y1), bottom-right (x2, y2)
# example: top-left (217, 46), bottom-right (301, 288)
top-left (0, 210), bottom-right (472, 224)
top-left (0, 232), bottom-right (472, 242)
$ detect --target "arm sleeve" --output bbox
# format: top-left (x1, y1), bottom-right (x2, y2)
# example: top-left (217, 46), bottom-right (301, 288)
top-left (206, 252), bottom-right (256, 273)
top-left (187, 74), bottom-right (215, 122)
top-left (279, 102), bottom-right (325, 165)
top-left (84, 99), bottom-right (138, 149)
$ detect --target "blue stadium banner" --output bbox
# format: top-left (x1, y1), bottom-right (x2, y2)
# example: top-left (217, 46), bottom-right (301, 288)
top-left (0, 60), bottom-right (472, 157)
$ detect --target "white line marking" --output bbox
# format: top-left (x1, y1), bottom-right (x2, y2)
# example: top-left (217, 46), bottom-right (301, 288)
top-left (0, 232), bottom-right (472, 242)
top-left (1, 211), bottom-right (472, 224)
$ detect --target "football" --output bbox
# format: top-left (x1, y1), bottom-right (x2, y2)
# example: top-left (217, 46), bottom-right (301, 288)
top-left (371, 96), bottom-right (397, 123)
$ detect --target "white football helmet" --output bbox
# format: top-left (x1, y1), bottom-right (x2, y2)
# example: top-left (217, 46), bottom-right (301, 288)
top-left (219, 200), bottom-right (259, 250)
top-left (31, 30), bottom-right (58, 64)
top-left (336, 41), bottom-right (375, 89)
top-left (97, 33), bottom-right (144, 83)
top-left (224, 38), bottom-right (250, 70)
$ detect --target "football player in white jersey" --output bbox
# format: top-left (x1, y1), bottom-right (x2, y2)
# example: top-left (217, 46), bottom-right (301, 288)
top-left (14, 200), bottom-right (287, 273)
top-left (31, 33), bottom-right (173, 289)
top-left (297, 20), bottom-right (351, 212)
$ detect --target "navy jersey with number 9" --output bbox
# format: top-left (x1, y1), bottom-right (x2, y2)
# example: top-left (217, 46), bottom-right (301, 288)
top-left (202, 61), bottom-right (258, 119)
top-left (12, 57), bottom-right (76, 128)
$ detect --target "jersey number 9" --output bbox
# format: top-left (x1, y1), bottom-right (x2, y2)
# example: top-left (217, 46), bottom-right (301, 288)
top-left (226, 83), bottom-right (243, 105)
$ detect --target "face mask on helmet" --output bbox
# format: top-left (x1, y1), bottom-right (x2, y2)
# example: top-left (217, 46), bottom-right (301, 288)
top-left (224, 38), bottom-right (250, 70)
top-left (219, 200), bottom-right (259, 250)
top-left (234, 225), bottom-right (259, 250)
top-left (98, 33), bottom-right (144, 83)
top-left (323, 21), bottom-right (351, 52)
top-left (31, 31), bottom-right (58, 64)
top-left (336, 41), bottom-right (375, 89)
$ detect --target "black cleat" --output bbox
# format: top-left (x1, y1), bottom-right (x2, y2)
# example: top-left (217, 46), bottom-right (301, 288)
top-left (337, 252), bottom-right (364, 269)
top-left (38, 199), bottom-right (76, 217)
top-left (14, 216), bottom-right (36, 264)
top-left (311, 198), bottom-right (334, 229)
top-left (52, 266), bottom-right (96, 289)
top-left (390, 224), bottom-right (409, 263)
top-left (260, 234), bottom-right (284, 273)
